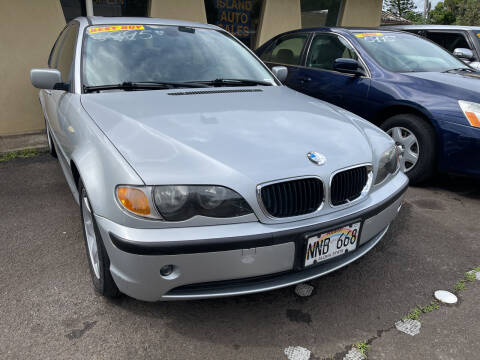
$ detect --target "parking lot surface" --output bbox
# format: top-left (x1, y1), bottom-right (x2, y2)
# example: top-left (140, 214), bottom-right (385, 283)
top-left (1, 154), bottom-right (479, 359)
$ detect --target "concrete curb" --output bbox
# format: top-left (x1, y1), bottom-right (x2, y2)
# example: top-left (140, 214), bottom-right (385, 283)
top-left (0, 131), bottom-right (48, 154)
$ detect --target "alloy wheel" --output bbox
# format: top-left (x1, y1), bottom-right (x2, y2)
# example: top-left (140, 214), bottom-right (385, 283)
top-left (82, 192), bottom-right (100, 279)
top-left (387, 126), bottom-right (419, 173)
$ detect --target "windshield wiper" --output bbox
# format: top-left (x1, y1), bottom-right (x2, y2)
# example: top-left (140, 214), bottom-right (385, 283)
top-left (443, 67), bottom-right (475, 74)
top-left (83, 81), bottom-right (208, 93)
top-left (193, 78), bottom-right (274, 87)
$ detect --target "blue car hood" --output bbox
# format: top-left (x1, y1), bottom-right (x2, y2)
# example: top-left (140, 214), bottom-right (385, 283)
top-left (402, 71), bottom-right (480, 101)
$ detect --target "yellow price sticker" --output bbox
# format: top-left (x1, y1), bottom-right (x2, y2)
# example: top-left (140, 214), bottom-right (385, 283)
top-left (88, 25), bottom-right (144, 34)
top-left (355, 32), bottom-right (384, 38)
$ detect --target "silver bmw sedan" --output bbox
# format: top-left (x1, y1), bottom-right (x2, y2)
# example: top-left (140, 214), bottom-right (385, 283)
top-left (30, 17), bottom-right (408, 301)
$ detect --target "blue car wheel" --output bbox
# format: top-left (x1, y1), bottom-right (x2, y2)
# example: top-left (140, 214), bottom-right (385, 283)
top-left (382, 114), bottom-right (436, 184)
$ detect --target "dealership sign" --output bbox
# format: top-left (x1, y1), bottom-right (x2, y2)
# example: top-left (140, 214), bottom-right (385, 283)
top-left (214, 0), bottom-right (253, 38)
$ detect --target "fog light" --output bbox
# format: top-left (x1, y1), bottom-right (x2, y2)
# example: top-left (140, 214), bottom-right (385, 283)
top-left (160, 265), bottom-right (174, 277)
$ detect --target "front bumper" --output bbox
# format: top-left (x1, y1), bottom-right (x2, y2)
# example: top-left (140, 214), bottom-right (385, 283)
top-left (96, 173), bottom-right (408, 301)
top-left (439, 120), bottom-right (480, 176)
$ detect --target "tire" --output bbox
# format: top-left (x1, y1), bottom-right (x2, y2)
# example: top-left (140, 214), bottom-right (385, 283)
top-left (381, 114), bottom-right (436, 185)
top-left (79, 179), bottom-right (120, 298)
top-left (45, 120), bottom-right (57, 158)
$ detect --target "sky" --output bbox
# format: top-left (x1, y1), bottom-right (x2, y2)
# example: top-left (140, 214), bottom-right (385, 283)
top-left (413, 0), bottom-right (442, 11)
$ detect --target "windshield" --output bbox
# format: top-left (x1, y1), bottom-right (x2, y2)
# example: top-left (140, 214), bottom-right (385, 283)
top-left (354, 31), bottom-right (468, 73)
top-left (82, 24), bottom-right (276, 88)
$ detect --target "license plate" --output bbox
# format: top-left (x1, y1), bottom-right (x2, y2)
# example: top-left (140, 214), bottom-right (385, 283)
top-left (304, 222), bottom-right (361, 267)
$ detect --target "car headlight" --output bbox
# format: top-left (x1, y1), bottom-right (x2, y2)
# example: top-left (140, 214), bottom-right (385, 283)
top-left (154, 185), bottom-right (252, 221)
top-left (458, 100), bottom-right (480, 128)
top-left (375, 146), bottom-right (400, 185)
top-left (115, 185), bottom-right (252, 221)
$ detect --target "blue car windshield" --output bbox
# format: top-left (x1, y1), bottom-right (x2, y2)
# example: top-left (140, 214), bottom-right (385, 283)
top-left (82, 25), bottom-right (275, 87)
top-left (354, 31), bottom-right (469, 73)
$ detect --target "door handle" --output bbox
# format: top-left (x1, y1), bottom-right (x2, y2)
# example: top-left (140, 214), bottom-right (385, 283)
top-left (299, 77), bottom-right (312, 83)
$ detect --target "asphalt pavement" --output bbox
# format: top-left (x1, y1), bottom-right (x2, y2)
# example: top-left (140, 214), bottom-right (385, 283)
top-left (1, 154), bottom-right (479, 360)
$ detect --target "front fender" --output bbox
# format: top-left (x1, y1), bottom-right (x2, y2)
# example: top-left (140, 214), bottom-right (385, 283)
top-left (64, 96), bottom-right (145, 225)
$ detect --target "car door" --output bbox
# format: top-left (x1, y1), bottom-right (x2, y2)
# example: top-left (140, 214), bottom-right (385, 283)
top-left (258, 32), bottom-right (310, 92)
top-left (48, 22), bottom-right (79, 159)
top-left (296, 32), bottom-right (371, 118)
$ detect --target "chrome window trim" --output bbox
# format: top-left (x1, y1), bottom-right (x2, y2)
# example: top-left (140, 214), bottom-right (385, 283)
top-left (329, 163), bottom-right (374, 208)
top-left (256, 175), bottom-right (326, 221)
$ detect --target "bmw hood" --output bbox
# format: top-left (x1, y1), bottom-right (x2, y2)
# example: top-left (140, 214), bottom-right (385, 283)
top-left (80, 86), bottom-right (374, 186)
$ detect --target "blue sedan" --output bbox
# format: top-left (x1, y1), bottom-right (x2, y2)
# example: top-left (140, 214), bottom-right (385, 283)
top-left (256, 28), bottom-right (480, 184)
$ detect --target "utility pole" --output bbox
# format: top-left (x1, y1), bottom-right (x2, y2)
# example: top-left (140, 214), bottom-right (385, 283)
top-left (86, 0), bottom-right (94, 16)
top-left (424, 0), bottom-right (431, 22)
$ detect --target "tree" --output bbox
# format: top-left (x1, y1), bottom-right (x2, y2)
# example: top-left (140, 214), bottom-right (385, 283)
top-left (384, 0), bottom-right (417, 17)
top-left (455, 0), bottom-right (480, 25)
top-left (428, 0), bottom-right (480, 25)
top-left (403, 10), bottom-right (426, 24)
top-left (429, 1), bottom-right (457, 24)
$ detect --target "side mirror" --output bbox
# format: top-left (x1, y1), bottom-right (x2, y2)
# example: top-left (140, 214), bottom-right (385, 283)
top-left (271, 66), bottom-right (288, 83)
top-left (333, 58), bottom-right (365, 76)
top-left (30, 68), bottom-right (64, 90)
top-left (453, 48), bottom-right (474, 61)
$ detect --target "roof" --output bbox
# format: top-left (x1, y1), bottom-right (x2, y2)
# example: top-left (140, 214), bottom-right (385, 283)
top-left (381, 10), bottom-right (412, 25)
top-left (383, 24), bottom-right (480, 31)
top-left (76, 16), bottom-right (219, 30)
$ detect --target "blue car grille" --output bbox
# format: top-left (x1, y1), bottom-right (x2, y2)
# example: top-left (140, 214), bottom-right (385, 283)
top-left (260, 178), bottom-right (324, 218)
top-left (330, 166), bottom-right (369, 206)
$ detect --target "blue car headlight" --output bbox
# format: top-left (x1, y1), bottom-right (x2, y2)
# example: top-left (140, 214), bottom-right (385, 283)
top-left (458, 100), bottom-right (480, 128)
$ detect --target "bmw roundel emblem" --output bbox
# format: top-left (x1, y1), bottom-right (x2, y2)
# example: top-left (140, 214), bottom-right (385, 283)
top-left (307, 152), bottom-right (327, 165)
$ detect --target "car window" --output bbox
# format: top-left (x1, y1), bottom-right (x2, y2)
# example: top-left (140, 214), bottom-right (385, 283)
top-left (355, 31), bottom-right (467, 73)
top-left (426, 32), bottom-right (470, 52)
top-left (306, 33), bottom-right (358, 70)
top-left (260, 34), bottom-right (308, 65)
top-left (48, 27), bottom-right (69, 68)
top-left (83, 25), bottom-right (276, 87)
top-left (55, 23), bottom-right (79, 84)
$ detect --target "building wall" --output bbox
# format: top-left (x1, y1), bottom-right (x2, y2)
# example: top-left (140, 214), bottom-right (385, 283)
top-left (150, 0), bottom-right (207, 23)
top-left (256, 0), bottom-right (301, 48)
top-left (0, 0), bottom-right (65, 135)
top-left (339, 0), bottom-right (383, 27)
